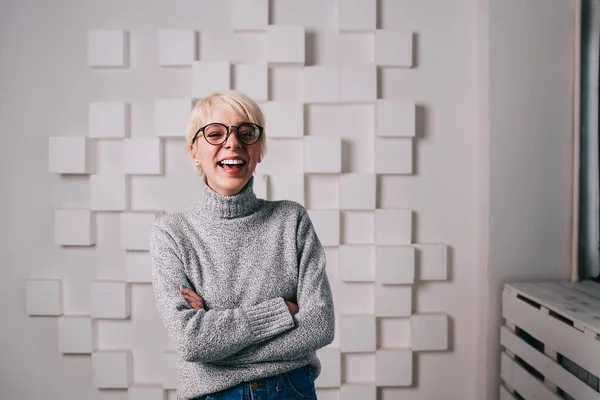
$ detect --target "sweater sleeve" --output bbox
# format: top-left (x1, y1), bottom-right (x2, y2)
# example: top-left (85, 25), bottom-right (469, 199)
top-left (211, 209), bottom-right (335, 365)
top-left (150, 221), bottom-right (295, 363)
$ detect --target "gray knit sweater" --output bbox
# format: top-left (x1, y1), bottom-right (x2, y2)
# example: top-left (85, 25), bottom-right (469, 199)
top-left (149, 176), bottom-right (335, 399)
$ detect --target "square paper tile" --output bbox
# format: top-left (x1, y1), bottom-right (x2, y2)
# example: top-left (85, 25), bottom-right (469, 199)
top-left (304, 137), bottom-right (342, 173)
top-left (158, 30), bottom-right (197, 66)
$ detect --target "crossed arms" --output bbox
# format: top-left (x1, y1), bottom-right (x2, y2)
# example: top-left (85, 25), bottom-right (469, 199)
top-left (149, 211), bottom-right (335, 364)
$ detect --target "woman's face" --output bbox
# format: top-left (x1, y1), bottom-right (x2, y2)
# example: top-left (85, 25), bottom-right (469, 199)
top-left (191, 107), bottom-right (262, 196)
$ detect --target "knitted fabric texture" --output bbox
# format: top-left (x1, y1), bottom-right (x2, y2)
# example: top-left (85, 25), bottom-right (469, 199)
top-left (150, 177), bottom-right (335, 399)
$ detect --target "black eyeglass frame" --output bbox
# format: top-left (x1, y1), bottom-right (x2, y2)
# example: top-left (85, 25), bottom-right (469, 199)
top-left (192, 122), bottom-right (264, 146)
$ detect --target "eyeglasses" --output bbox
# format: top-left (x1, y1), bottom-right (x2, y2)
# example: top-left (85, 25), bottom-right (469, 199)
top-left (192, 123), bottom-right (263, 146)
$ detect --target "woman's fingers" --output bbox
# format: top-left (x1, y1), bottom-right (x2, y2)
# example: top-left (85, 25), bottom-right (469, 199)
top-left (183, 294), bottom-right (204, 309)
top-left (182, 287), bottom-right (203, 303)
top-left (180, 285), bottom-right (204, 310)
top-left (285, 301), bottom-right (299, 316)
top-left (184, 296), bottom-right (203, 310)
top-left (186, 298), bottom-right (203, 310)
top-left (180, 285), bottom-right (202, 301)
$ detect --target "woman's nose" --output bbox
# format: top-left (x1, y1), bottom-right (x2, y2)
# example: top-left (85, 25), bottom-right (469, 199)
top-left (224, 128), bottom-right (241, 149)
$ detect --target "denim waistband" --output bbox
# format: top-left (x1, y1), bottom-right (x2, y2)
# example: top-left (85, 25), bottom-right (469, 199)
top-left (205, 365), bottom-right (310, 398)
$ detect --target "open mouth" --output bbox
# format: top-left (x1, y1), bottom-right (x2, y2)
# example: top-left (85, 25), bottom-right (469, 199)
top-left (217, 159), bottom-right (246, 172)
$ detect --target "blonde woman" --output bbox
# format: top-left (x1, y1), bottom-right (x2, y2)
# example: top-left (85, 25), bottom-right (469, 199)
top-left (150, 91), bottom-right (335, 400)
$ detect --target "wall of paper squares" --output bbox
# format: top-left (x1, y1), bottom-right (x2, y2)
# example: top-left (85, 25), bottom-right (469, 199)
top-left (29, 1), bottom-right (456, 399)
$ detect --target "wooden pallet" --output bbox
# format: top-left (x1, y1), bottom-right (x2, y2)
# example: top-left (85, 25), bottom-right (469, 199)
top-left (500, 281), bottom-right (600, 400)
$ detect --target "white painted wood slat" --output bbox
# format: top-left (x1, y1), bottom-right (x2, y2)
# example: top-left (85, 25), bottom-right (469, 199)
top-left (499, 385), bottom-right (515, 400)
top-left (506, 282), bottom-right (600, 334)
top-left (501, 353), bottom-right (562, 400)
top-left (502, 290), bottom-right (600, 378)
top-left (500, 326), bottom-right (600, 400)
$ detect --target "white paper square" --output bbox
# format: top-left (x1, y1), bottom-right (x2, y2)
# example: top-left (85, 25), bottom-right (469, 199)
top-left (374, 138), bottom-right (413, 174)
top-left (192, 61), bottom-right (231, 98)
top-left (375, 210), bottom-right (412, 245)
top-left (88, 30), bottom-right (127, 67)
top-left (235, 64), bottom-right (268, 102)
top-left (308, 210), bottom-right (340, 247)
top-left (340, 315), bottom-right (376, 352)
top-left (375, 284), bottom-right (412, 317)
top-left (266, 26), bottom-right (305, 66)
top-left (95, 140), bottom-right (124, 174)
top-left (339, 245), bottom-right (375, 282)
top-left (163, 352), bottom-right (178, 390)
top-left (120, 212), bottom-right (160, 251)
top-left (304, 136), bottom-right (342, 173)
top-left (376, 349), bottom-right (413, 386)
top-left (376, 100), bottom-right (416, 137)
top-left (158, 30), bottom-right (197, 66)
top-left (230, 0), bottom-right (269, 32)
top-left (410, 313), bottom-right (448, 351)
top-left (376, 246), bottom-right (415, 284)
top-left (378, 317), bottom-right (411, 348)
top-left (123, 138), bottom-right (163, 175)
top-left (339, 174), bottom-right (376, 210)
top-left (90, 174), bottom-right (128, 211)
top-left (126, 252), bottom-right (152, 284)
top-left (253, 174), bottom-right (268, 200)
top-left (375, 30), bottom-right (413, 67)
top-left (305, 174), bottom-right (340, 210)
top-left (342, 211), bottom-right (374, 244)
top-left (343, 354), bottom-right (376, 384)
top-left (48, 137), bottom-right (94, 175)
top-left (154, 99), bottom-right (192, 138)
top-left (335, 281), bottom-right (375, 315)
top-left (315, 348), bottom-right (341, 388)
top-left (26, 279), bottom-right (63, 316)
top-left (58, 316), bottom-right (95, 354)
top-left (341, 65), bottom-right (377, 103)
top-left (415, 243), bottom-right (448, 281)
top-left (267, 173), bottom-right (305, 205)
top-left (55, 209), bottom-right (95, 246)
top-left (92, 350), bottom-right (131, 389)
top-left (340, 385), bottom-right (377, 400)
top-left (337, 0), bottom-right (376, 32)
top-left (303, 66), bottom-right (340, 103)
top-left (128, 385), bottom-right (166, 400)
top-left (199, 30), bottom-right (233, 62)
top-left (262, 101), bottom-right (304, 138)
top-left (254, 139), bottom-right (303, 175)
top-left (91, 281), bottom-right (130, 319)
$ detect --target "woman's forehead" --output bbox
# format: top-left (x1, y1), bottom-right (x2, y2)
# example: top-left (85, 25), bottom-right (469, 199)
top-left (206, 106), bottom-right (248, 122)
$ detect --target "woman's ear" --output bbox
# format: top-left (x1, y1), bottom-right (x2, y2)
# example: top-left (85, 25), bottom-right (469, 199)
top-left (189, 142), bottom-right (200, 164)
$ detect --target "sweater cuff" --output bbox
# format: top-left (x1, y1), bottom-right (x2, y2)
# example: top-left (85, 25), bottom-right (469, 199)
top-left (244, 297), bottom-right (295, 342)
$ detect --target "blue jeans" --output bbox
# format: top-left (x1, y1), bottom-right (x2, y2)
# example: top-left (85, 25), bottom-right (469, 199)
top-left (195, 366), bottom-right (317, 400)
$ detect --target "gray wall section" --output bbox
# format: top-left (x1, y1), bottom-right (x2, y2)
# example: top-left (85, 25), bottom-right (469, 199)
top-left (579, 0), bottom-right (600, 280)
top-left (481, 0), bottom-right (574, 398)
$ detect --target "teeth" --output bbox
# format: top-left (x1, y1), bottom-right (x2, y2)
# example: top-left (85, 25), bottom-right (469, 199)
top-left (220, 159), bottom-right (244, 165)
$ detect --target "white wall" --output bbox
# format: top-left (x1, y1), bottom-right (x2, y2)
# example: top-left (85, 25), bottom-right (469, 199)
top-left (0, 0), bottom-right (574, 399)
top-left (476, 0), bottom-right (575, 398)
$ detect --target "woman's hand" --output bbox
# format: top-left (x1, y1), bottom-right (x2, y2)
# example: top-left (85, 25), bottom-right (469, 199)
top-left (285, 301), bottom-right (299, 316)
top-left (179, 284), bottom-right (296, 316)
top-left (180, 285), bottom-right (204, 310)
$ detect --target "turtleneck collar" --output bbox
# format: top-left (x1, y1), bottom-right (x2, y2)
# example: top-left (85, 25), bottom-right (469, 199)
top-left (194, 175), bottom-right (260, 219)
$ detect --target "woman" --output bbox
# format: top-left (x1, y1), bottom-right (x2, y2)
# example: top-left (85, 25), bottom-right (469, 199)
top-left (150, 90), bottom-right (335, 400)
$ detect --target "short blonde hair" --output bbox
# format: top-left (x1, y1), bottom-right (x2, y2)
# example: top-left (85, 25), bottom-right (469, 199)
top-left (186, 91), bottom-right (267, 171)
